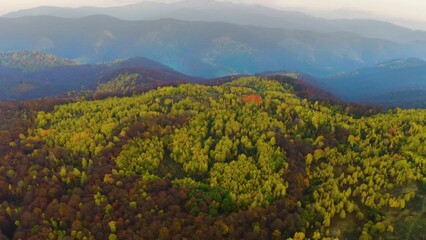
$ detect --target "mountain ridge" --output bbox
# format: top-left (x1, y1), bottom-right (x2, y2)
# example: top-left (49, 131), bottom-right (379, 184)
top-left (321, 58), bottom-right (426, 107)
top-left (1, 15), bottom-right (424, 78)
top-left (4, 0), bottom-right (426, 44)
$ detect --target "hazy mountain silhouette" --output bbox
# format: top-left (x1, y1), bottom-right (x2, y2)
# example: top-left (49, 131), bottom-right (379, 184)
top-left (1, 15), bottom-right (426, 78)
top-left (321, 58), bottom-right (426, 107)
top-left (4, 0), bottom-right (426, 44)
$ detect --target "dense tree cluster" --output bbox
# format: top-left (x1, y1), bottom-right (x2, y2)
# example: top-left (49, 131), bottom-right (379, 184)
top-left (0, 77), bottom-right (424, 239)
top-left (96, 73), bottom-right (146, 95)
top-left (115, 136), bottom-right (164, 178)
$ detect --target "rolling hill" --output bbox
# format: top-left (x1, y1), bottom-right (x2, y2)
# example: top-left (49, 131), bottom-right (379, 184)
top-left (1, 15), bottom-right (425, 78)
top-left (321, 58), bottom-right (426, 108)
top-left (0, 52), bottom-right (203, 100)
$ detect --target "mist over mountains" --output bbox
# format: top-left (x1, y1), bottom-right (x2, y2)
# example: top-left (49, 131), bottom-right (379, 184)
top-left (321, 58), bottom-right (426, 108)
top-left (5, 0), bottom-right (426, 44)
top-left (2, 15), bottom-right (426, 79)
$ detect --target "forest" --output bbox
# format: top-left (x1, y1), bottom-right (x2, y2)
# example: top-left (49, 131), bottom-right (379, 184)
top-left (0, 76), bottom-right (424, 239)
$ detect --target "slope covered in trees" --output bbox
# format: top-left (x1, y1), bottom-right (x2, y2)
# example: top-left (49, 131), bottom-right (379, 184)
top-left (0, 51), bottom-right (78, 72)
top-left (0, 77), bottom-right (424, 239)
top-left (89, 67), bottom-right (204, 99)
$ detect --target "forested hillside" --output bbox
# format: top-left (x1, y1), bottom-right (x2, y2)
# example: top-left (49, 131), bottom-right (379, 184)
top-left (0, 77), bottom-right (424, 239)
top-left (0, 51), bottom-right (78, 72)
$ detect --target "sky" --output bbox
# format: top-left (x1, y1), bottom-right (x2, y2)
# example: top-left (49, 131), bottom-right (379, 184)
top-left (1, 0), bottom-right (425, 29)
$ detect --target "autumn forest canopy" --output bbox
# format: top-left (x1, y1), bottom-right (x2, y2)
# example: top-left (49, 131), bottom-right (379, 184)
top-left (0, 76), bottom-right (424, 239)
top-left (1, 1), bottom-right (426, 238)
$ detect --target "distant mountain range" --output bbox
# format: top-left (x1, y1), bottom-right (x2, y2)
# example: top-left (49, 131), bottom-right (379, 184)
top-left (1, 15), bottom-right (426, 78)
top-left (321, 58), bottom-right (426, 108)
top-left (4, 0), bottom-right (426, 44)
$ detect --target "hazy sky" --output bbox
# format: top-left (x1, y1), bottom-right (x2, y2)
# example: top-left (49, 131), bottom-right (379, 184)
top-left (1, 0), bottom-right (425, 29)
